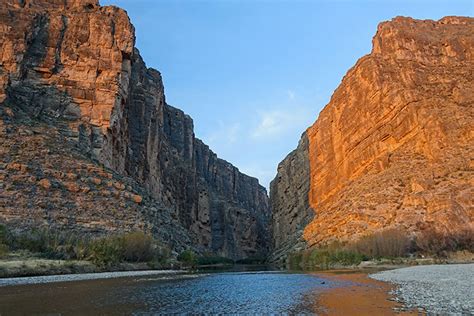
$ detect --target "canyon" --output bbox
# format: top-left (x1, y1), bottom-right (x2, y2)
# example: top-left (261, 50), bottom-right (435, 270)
top-left (0, 0), bottom-right (472, 265)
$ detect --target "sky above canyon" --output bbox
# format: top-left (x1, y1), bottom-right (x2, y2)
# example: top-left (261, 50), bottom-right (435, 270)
top-left (101, 0), bottom-right (472, 189)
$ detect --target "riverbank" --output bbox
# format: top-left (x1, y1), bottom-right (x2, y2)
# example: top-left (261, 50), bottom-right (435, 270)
top-left (313, 262), bottom-right (474, 314)
top-left (370, 263), bottom-right (474, 314)
top-left (0, 252), bottom-right (178, 278)
top-left (286, 249), bottom-right (474, 272)
top-left (0, 269), bottom-right (191, 287)
top-left (312, 270), bottom-right (420, 315)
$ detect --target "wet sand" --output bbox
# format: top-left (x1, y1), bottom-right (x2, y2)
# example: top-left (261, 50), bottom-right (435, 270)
top-left (312, 270), bottom-right (422, 315)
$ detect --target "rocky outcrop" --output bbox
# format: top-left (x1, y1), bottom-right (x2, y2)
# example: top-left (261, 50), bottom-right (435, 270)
top-left (0, 113), bottom-right (193, 252)
top-left (269, 133), bottom-right (314, 265)
top-left (0, 0), bottom-right (269, 259)
top-left (270, 16), bottom-right (473, 261)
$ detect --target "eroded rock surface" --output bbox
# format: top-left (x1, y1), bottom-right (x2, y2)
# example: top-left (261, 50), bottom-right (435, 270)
top-left (269, 133), bottom-right (314, 265)
top-left (271, 16), bottom-right (473, 260)
top-left (0, 0), bottom-right (269, 259)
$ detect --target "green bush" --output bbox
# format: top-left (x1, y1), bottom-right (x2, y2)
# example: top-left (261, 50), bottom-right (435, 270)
top-left (73, 239), bottom-right (90, 260)
top-left (329, 249), bottom-right (366, 265)
top-left (89, 236), bottom-right (123, 267)
top-left (197, 255), bottom-right (234, 266)
top-left (0, 224), bottom-right (9, 244)
top-left (0, 243), bottom-right (8, 258)
top-left (178, 250), bottom-right (197, 266)
top-left (87, 232), bottom-right (172, 266)
top-left (1, 224), bottom-right (169, 265)
top-left (304, 248), bottom-right (364, 270)
top-left (7, 228), bottom-right (84, 260)
top-left (154, 244), bottom-right (172, 264)
top-left (289, 246), bottom-right (365, 271)
top-left (14, 228), bottom-right (49, 253)
top-left (235, 255), bottom-right (266, 265)
top-left (288, 252), bottom-right (304, 270)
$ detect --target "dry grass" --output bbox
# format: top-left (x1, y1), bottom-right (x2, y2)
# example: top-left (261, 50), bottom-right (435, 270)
top-left (0, 258), bottom-right (96, 278)
top-left (415, 225), bottom-right (474, 257)
top-left (0, 224), bottom-right (171, 267)
top-left (121, 232), bottom-right (154, 262)
top-left (347, 228), bottom-right (412, 258)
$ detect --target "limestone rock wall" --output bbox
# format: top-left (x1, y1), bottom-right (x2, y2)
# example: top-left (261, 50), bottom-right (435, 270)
top-left (268, 132), bottom-right (314, 265)
top-left (0, 0), bottom-right (269, 259)
top-left (105, 49), bottom-right (270, 259)
top-left (270, 16), bottom-right (473, 259)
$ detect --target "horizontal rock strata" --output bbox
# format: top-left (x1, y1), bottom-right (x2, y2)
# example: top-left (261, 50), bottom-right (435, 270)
top-left (270, 16), bottom-right (474, 261)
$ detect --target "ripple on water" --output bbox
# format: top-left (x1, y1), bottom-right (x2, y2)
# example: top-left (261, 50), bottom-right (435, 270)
top-left (123, 272), bottom-right (342, 314)
top-left (0, 271), bottom-right (350, 314)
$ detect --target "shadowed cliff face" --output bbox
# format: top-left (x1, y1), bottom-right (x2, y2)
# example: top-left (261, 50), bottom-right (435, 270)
top-left (271, 16), bottom-right (473, 261)
top-left (0, 0), bottom-right (270, 259)
top-left (269, 133), bottom-right (314, 265)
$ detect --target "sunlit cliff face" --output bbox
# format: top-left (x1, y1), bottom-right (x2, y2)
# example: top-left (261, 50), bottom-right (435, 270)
top-left (303, 16), bottom-right (473, 246)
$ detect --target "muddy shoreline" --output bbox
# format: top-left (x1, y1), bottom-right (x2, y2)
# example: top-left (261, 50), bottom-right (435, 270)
top-left (311, 270), bottom-right (421, 315)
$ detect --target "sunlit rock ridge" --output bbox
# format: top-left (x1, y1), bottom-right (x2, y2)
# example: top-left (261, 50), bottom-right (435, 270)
top-left (270, 16), bottom-right (473, 264)
top-left (0, 0), bottom-right (270, 260)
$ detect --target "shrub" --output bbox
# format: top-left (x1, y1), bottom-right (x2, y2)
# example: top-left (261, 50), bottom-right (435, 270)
top-left (288, 252), bottom-right (303, 270)
top-left (329, 249), bottom-right (366, 266)
top-left (0, 224), bottom-right (9, 245)
top-left (0, 224), bottom-right (170, 266)
top-left (288, 247), bottom-right (364, 271)
top-left (89, 236), bottom-right (122, 267)
top-left (121, 232), bottom-right (154, 262)
top-left (415, 225), bottom-right (474, 257)
top-left (197, 255), bottom-right (234, 266)
top-left (0, 243), bottom-right (8, 258)
top-left (178, 250), bottom-right (197, 267)
top-left (304, 248), bottom-right (364, 270)
top-left (153, 244), bottom-right (172, 264)
top-left (452, 226), bottom-right (474, 252)
top-left (8, 229), bottom-right (83, 260)
top-left (235, 255), bottom-right (266, 265)
top-left (73, 239), bottom-right (90, 260)
top-left (14, 228), bottom-right (50, 253)
top-left (348, 228), bottom-right (412, 258)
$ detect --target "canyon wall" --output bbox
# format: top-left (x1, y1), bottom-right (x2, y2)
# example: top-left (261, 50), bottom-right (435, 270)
top-left (0, 0), bottom-right (269, 259)
top-left (271, 16), bottom-right (473, 261)
top-left (269, 132), bottom-right (314, 265)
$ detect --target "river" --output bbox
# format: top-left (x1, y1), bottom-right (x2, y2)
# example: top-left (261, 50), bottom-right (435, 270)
top-left (0, 270), bottom-right (354, 315)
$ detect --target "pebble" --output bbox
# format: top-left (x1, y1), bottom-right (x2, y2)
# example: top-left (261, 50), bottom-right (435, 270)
top-left (0, 270), bottom-right (183, 287)
top-left (370, 264), bottom-right (474, 314)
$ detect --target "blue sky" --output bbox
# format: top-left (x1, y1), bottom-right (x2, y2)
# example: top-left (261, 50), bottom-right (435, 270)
top-left (101, 0), bottom-right (472, 189)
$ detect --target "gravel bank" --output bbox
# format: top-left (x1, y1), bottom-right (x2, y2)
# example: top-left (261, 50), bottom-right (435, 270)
top-left (0, 270), bottom-right (184, 287)
top-left (370, 264), bottom-right (474, 314)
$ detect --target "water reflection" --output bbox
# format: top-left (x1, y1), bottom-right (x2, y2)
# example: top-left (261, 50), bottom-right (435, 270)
top-left (131, 272), bottom-right (341, 314)
top-left (0, 271), bottom-right (349, 315)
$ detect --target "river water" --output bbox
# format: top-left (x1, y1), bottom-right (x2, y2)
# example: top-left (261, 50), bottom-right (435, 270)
top-left (0, 270), bottom-right (352, 315)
